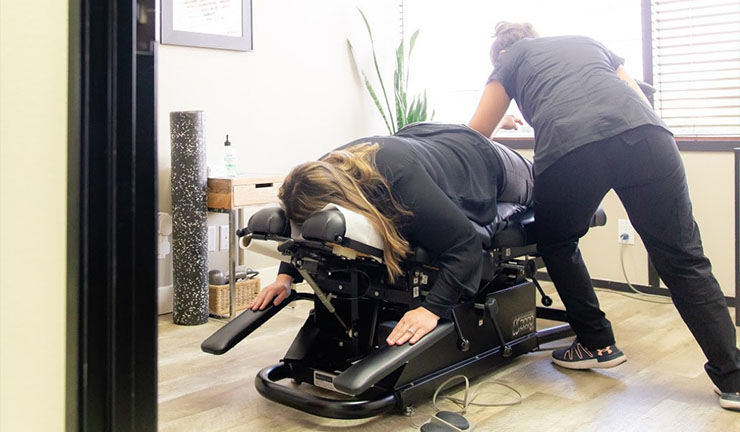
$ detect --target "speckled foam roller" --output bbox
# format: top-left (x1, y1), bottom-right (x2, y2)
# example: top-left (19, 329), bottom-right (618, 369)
top-left (170, 111), bottom-right (209, 325)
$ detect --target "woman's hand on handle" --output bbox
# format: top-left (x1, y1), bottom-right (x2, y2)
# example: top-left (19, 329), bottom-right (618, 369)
top-left (386, 306), bottom-right (440, 346)
top-left (249, 274), bottom-right (294, 311)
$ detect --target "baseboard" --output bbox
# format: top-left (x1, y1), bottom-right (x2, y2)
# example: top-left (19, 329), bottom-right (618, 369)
top-left (158, 284), bottom-right (174, 315)
top-left (535, 272), bottom-right (736, 307)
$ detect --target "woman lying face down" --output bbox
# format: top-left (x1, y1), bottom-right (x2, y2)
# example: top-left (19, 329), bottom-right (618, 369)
top-left (249, 122), bottom-right (533, 346)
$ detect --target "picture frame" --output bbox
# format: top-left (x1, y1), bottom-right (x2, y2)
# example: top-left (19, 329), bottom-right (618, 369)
top-left (161, 0), bottom-right (253, 51)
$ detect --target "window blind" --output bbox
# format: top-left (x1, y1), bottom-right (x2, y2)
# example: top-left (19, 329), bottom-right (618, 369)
top-left (651, 0), bottom-right (740, 136)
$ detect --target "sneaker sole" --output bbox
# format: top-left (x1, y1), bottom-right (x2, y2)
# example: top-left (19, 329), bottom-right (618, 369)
top-left (552, 354), bottom-right (627, 370)
top-left (715, 386), bottom-right (740, 411)
top-left (719, 397), bottom-right (740, 411)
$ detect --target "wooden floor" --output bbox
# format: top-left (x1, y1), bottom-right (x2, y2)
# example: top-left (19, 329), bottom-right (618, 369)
top-left (158, 283), bottom-right (739, 431)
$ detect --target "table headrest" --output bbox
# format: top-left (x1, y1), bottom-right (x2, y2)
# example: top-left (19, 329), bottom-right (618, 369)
top-left (245, 204), bottom-right (385, 261)
top-left (301, 204), bottom-right (385, 259)
top-left (247, 204), bottom-right (291, 237)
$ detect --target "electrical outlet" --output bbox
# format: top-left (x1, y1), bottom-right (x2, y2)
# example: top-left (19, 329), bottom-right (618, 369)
top-left (618, 219), bottom-right (635, 245)
top-left (219, 225), bottom-right (230, 250)
top-left (207, 226), bottom-right (217, 252)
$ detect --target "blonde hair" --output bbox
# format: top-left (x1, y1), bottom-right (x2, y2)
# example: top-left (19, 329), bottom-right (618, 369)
top-left (279, 143), bottom-right (412, 281)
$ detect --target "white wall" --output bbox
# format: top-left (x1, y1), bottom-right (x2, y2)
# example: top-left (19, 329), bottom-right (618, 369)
top-left (0, 0), bottom-right (68, 430)
top-left (157, 0), bottom-right (401, 299)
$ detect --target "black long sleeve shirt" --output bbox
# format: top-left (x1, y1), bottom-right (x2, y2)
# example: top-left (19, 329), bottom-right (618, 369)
top-left (280, 122), bottom-right (533, 318)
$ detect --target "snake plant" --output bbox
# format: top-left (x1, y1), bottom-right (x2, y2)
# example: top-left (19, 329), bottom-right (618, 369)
top-left (347, 7), bottom-right (434, 134)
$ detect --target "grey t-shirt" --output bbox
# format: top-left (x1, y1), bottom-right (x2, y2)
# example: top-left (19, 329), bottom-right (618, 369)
top-left (488, 35), bottom-right (669, 175)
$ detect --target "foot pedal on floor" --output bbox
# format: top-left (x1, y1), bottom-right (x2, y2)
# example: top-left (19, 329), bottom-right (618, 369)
top-left (420, 411), bottom-right (475, 432)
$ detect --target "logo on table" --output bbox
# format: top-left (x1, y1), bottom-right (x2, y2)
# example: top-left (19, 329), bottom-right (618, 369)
top-left (511, 311), bottom-right (535, 337)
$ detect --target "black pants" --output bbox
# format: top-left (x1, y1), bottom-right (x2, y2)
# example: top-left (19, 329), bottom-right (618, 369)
top-left (534, 125), bottom-right (740, 392)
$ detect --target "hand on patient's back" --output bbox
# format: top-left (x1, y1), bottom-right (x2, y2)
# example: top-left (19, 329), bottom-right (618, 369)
top-left (249, 276), bottom-right (292, 311)
top-left (386, 306), bottom-right (440, 346)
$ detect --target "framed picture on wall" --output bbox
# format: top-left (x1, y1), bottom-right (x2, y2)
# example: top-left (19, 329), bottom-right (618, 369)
top-left (161, 0), bottom-right (253, 51)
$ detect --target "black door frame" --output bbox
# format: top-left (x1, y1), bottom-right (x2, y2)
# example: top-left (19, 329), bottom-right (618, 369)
top-left (67, 0), bottom-right (158, 430)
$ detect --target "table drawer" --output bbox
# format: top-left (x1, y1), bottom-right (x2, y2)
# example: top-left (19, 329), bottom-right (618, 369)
top-left (233, 181), bottom-right (282, 207)
top-left (207, 175), bottom-right (284, 210)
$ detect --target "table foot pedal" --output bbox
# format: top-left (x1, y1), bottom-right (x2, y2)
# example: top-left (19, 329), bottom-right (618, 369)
top-left (421, 411), bottom-right (475, 431)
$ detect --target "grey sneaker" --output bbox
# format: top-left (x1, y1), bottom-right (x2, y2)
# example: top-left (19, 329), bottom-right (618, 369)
top-left (552, 339), bottom-right (627, 370)
top-left (714, 385), bottom-right (740, 412)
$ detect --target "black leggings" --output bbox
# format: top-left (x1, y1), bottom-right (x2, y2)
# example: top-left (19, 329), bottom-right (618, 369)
top-left (534, 125), bottom-right (740, 392)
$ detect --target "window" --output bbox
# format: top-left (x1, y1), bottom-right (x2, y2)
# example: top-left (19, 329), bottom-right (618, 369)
top-left (404, 0), bottom-right (643, 137)
top-left (649, 0), bottom-right (740, 136)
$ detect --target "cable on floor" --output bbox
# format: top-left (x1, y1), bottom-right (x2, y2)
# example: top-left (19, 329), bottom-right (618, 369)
top-left (407, 374), bottom-right (522, 429)
top-left (433, 374), bottom-right (522, 414)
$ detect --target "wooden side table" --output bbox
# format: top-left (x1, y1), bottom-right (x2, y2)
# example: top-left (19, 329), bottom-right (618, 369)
top-left (207, 174), bottom-right (284, 319)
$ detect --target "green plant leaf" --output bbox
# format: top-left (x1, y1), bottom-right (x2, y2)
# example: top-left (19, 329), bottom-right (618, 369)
top-left (347, 39), bottom-right (393, 134)
top-left (408, 29), bottom-right (420, 57)
top-left (407, 91), bottom-right (429, 125)
top-left (350, 10), bottom-right (433, 133)
top-left (358, 7), bottom-right (396, 133)
top-left (407, 97), bottom-right (418, 124)
top-left (418, 93), bottom-right (428, 124)
top-left (395, 43), bottom-right (408, 129)
top-left (420, 91), bottom-right (429, 121)
top-left (406, 29), bottom-right (420, 89)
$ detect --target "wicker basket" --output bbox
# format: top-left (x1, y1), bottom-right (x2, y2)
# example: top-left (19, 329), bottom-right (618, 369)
top-left (208, 277), bottom-right (261, 317)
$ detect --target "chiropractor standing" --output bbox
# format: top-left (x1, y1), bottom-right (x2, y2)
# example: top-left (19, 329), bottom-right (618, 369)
top-left (468, 22), bottom-right (740, 411)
